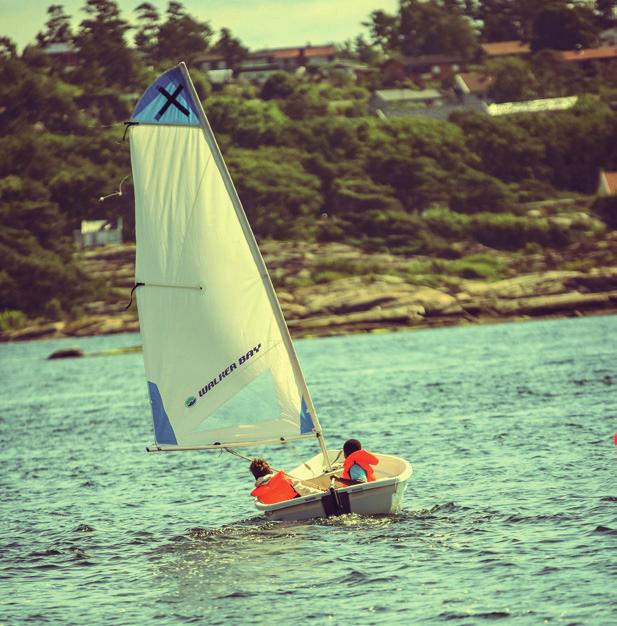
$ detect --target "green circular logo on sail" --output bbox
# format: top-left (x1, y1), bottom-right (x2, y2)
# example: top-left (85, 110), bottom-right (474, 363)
top-left (185, 396), bottom-right (197, 408)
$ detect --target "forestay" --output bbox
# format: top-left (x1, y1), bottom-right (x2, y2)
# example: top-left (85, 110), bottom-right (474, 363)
top-left (128, 64), bottom-right (317, 449)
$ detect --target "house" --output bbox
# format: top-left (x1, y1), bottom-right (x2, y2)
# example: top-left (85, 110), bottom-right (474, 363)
top-left (369, 88), bottom-right (444, 114)
top-left (239, 44), bottom-right (338, 81)
top-left (598, 170), bottom-right (617, 196)
top-left (481, 41), bottom-right (531, 58)
top-left (381, 55), bottom-right (466, 84)
top-left (454, 72), bottom-right (495, 104)
top-left (74, 218), bottom-right (123, 247)
top-left (318, 59), bottom-right (374, 83)
top-left (206, 68), bottom-right (233, 85)
top-left (486, 96), bottom-right (578, 116)
top-left (559, 47), bottom-right (617, 72)
top-left (368, 89), bottom-right (445, 118)
top-left (195, 44), bottom-right (338, 83)
top-left (40, 41), bottom-right (79, 70)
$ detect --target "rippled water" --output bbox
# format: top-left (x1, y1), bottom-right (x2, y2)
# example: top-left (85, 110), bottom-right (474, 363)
top-left (1, 316), bottom-right (616, 625)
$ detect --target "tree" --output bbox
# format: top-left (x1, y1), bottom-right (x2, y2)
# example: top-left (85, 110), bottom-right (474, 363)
top-left (0, 37), bottom-right (17, 59)
top-left (595, 0), bottom-right (617, 27)
top-left (156, 1), bottom-right (212, 63)
top-left (398, 0), bottom-right (477, 59)
top-left (260, 71), bottom-right (298, 100)
top-left (134, 2), bottom-right (160, 63)
top-left (74, 0), bottom-right (137, 87)
top-left (474, 0), bottom-right (540, 42)
top-left (354, 35), bottom-right (382, 65)
top-left (364, 10), bottom-right (399, 50)
top-left (531, 4), bottom-right (600, 51)
top-left (366, 0), bottom-right (478, 60)
top-left (486, 57), bottom-right (537, 102)
top-left (36, 4), bottom-right (73, 46)
top-left (211, 28), bottom-right (248, 75)
top-left (226, 147), bottom-right (323, 238)
top-left (0, 175), bottom-right (97, 315)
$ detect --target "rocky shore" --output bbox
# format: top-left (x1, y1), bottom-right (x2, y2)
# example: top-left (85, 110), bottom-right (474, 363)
top-left (3, 242), bottom-right (617, 342)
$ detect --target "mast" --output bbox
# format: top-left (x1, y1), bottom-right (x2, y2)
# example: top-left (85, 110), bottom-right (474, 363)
top-left (178, 63), bottom-right (332, 470)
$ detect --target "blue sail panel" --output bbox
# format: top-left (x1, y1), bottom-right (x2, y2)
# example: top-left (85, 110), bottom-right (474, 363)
top-left (131, 66), bottom-right (200, 125)
top-left (147, 382), bottom-right (178, 445)
top-left (300, 396), bottom-right (314, 434)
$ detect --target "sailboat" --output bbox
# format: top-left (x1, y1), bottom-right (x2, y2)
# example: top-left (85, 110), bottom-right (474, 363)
top-left (127, 63), bottom-right (412, 521)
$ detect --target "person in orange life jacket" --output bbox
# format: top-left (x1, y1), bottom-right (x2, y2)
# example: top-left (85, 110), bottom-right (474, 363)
top-left (249, 458), bottom-right (322, 504)
top-left (341, 438), bottom-right (378, 483)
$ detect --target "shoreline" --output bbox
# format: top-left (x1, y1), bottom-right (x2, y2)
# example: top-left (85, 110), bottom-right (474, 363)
top-left (2, 302), bottom-right (616, 345)
top-left (3, 243), bottom-right (617, 344)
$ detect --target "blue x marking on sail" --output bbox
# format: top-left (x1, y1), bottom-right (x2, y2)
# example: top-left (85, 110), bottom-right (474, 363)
top-left (155, 84), bottom-right (190, 120)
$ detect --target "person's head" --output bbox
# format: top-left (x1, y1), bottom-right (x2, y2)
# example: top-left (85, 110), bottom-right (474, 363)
top-left (343, 438), bottom-right (362, 458)
top-left (250, 458), bottom-right (273, 479)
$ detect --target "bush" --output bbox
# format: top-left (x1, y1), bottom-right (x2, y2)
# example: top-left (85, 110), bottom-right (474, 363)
top-left (446, 254), bottom-right (504, 280)
top-left (44, 297), bottom-right (63, 321)
top-left (591, 195), bottom-right (617, 229)
top-left (471, 213), bottom-right (573, 250)
top-left (0, 309), bottom-right (28, 332)
top-left (423, 207), bottom-right (469, 238)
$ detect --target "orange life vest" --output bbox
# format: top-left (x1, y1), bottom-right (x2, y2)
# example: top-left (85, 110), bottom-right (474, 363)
top-left (250, 471), bottom-right (298, 504)
top-left (342, 449), bottom-right (378, 482)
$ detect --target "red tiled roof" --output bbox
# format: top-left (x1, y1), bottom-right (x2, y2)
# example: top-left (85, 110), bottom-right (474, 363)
top-left (481, 41), bottom-right (531, 57)
top-left (560, 47), bottom-right (617, 62)
top-left (601, 171), bottom-right (617, 194)
top-left (457, 71), bottom-right (494, 94)
top-left (303, 45), bottom-right (337, 58)
top-left (251, 45), bottom-right (337, 60)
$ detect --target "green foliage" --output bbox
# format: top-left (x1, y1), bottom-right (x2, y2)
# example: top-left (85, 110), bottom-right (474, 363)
top-left (367, 0), bottom-right (478, 60)
top-left (261, 72), bottom-right (298, 100)
top-left (205, 96), bottom-right (285, 147)
top-left (280, 86), bottom-right (329, 120)
top-left (422, 206), bottom-right (469, 238)
top-left (486, 58), bottom-right (537, 103)
top-left (470, 213), bottom-right (574, 250)
top-left (442, 254), bottom-right (505, 280)
top-left (531, 4), bottom-right (600, 52)
top-left (211, 28), bottom-right (248, 75)
top-left (44, 297), bottom-right (63, 321)
top-left (591, 195), bottom-right (617, 229)
top-left (36, 4), bottom-right (74, 46)
top-left (330, 178), bottom-right (402, 217)
top-left (449, 171), bottom-right (516, 214)
top-left (156, 1), bottom-right (212, 63)
top-left (226, 147), bottom-right (323, 238)
top-left (74, 0), bottom-right (139, 88)
top-left (0, 174), bottom-right (101, 315)
top-left (3, 1), bottom-right (617, 322)
top-left (0, 309), bottom-right (28, 332)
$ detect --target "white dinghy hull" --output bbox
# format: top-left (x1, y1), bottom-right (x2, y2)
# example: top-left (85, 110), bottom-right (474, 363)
top-left (254, 451), bottom-right (412, 522)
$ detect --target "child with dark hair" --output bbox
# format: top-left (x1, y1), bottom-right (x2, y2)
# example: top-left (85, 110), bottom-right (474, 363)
top-left (249, 458), bottom-right (321, 504)
top-left (341, 438), bottom-right (379, 483)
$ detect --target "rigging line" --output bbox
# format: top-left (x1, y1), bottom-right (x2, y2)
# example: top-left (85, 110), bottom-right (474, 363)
top-left (223, 447), bottom-right (304, 482)
top-left (124, 282), bottom-right (144, 310)
top-left (99, 175), bottom-right (129, 202)
top-left (124, 281), bottom-right (203, 310)
top-left (122, 121), bottom-right (139, 141)
top-left (86, 121), bottom-right (125, 129)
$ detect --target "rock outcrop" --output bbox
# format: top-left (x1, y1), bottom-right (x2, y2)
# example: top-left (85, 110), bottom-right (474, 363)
top-left (3, 242), bottom-right (617, 342)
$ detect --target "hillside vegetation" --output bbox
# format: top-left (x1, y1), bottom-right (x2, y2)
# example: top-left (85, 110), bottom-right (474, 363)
top-left (2, 0), bottom-right (617, 337)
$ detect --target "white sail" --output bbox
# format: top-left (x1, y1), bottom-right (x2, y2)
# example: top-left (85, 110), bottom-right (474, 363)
top-left (128, 64), bottom-right (317, 449)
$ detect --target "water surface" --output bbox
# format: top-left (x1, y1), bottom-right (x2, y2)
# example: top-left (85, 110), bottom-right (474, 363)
top-left (1, 316), bottom-right (616, 625)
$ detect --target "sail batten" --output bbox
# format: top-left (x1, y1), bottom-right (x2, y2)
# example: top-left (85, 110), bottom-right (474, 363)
top-left (130, 63), bottom-right (321, 450)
